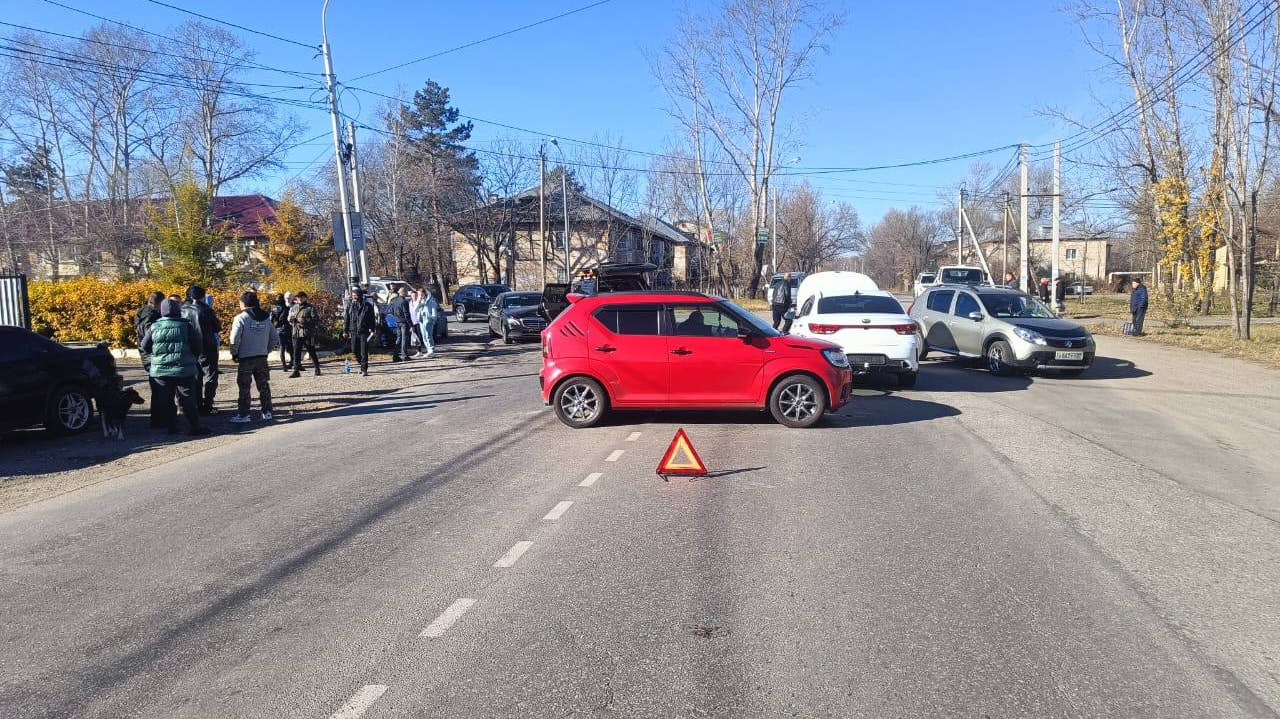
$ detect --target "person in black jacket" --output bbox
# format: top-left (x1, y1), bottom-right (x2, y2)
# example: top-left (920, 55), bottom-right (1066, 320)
top-left (1129, 276), bottom-right (1149, 336)
top-left (344, 288), bottom-right (377, 375)
top-left (269, 293), bottom-right (293, 371)
top-left (389, 287), bottom-right (412, 362)
top-left (181, 284), bottom-right (222, 414)
top-left (134, 291), bottom-right (165, 428)
top-left (288, 291), bottom-right (322, 377)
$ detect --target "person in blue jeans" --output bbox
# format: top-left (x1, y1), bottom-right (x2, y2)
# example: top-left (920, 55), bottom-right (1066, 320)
top-left (1129, 276), bottom-right (1149, 335)
top-left (414, 288), bottom-right (441, 357)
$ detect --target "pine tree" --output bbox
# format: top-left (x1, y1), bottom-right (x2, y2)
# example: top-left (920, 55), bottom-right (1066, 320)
top-left (146, 181), bottom-right (229, 288)
top-left (258, 194), bottom-right (333, 293)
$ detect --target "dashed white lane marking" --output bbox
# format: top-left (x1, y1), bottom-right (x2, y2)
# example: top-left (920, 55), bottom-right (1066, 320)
top-left (420, 598), bottom-right (476, 638)
top-left (579, 472), bottom-right (603, 487)
top-left (605, 449), bottom-right (625, 462)
top-left (543, 501), bottom-right (574, 521)
top-left (329, 685), bottom-right (388, 719)
top-left (625, 432), bottom-right (642, 442)
top-left (493, 541), bottom-right (534, 568)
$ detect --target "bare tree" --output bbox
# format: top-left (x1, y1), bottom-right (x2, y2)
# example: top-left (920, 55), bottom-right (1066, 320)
top-left (655, 0), bottom-right (843, 296)
top-left (775, 182), bottom-right (862, 273)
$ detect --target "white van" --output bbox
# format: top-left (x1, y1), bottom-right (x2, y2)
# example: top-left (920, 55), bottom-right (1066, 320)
top-left (790, 272), bottom-right (920, 388)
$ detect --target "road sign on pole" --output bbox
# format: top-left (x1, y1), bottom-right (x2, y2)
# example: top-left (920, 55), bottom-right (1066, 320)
top-left (657, 428), bottom-right (708, 478)
top-left (755, 228), bottom-right (769, 246)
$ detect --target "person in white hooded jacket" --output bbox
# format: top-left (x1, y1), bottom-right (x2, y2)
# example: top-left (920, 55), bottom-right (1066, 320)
top-left (414, 288), bottom-right (440, 357)
top-left (229, 291), bottom-right (280, 423)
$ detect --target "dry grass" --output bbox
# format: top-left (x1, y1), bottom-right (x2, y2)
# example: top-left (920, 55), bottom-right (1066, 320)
top-left (734, 297), bottom-right (771, 311)
top-left (1085, 321), bottom-right (1280, 370)
top-left (1067, 293), bottom-right (1279, 324)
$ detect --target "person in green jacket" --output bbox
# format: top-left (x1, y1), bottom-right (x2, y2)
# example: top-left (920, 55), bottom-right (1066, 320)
top-left (140, 298), bottom-right (211, 436)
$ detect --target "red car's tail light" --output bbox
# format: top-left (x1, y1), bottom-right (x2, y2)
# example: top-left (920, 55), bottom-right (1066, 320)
top-left (893, 323), bottom-right (918, 335)
top-left (809, 323), bottom-right (841, 334)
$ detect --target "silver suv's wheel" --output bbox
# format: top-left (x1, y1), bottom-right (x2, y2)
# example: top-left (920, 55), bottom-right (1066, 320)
top-left (986, 340), bottom-right (1014, 377)
top-left (553, 377), bottom-right (607, 428)
top-left (768, 374), bottom-right (826, 428)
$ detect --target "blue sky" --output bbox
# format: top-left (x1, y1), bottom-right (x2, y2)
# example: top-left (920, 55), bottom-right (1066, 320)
top-left (10, 0), bottom-right (1118, 222)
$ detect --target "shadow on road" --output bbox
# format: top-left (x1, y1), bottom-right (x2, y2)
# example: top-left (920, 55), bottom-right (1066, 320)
top-left (1063, 355), bottom-right (1152, 381)
top-left (825, 392), bottom-right (961, 427)
top-left (915, 358), bottom-right (1033, 393)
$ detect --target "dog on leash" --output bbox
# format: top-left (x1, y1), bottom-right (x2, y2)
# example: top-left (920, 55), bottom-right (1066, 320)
top-left (99, 385), bottom-right (145, 440)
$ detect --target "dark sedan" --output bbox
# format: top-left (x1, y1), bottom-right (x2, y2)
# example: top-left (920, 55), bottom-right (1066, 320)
top-left (452, 283), bottom-right (511, 322)
top-left (488, 291), bottom-right (547, 344)
top-left (0, 326), bottom-right (121, 434)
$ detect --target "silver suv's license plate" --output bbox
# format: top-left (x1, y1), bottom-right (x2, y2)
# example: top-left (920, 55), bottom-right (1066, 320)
top-left (1055, 351), bottom-right (1084, 361)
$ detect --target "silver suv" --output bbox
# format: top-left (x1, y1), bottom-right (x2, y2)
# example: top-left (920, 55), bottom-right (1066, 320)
top-left (910, 285), bottom-right (1095, 376)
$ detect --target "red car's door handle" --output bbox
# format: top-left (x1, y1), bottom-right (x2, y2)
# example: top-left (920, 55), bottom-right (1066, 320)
top-left (670, 348), bottom-right (693, 356)
top-left (594, 345), bottom-right (617, 353)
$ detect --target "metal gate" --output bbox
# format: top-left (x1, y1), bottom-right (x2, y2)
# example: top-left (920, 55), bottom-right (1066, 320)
top-left (0, 274), bottom-right (31, 329)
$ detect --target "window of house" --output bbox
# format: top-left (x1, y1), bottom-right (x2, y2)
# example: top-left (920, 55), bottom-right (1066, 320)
top-left (550, 231), bottom-right (567, 250)
top-left (1065, 248), bottom-right (1078, 260)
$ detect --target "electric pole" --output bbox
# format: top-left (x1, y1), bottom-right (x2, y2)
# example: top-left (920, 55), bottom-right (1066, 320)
top-left (321, 1), bottom-right (358, 288)
top-left (539, 144), bottom-right (547, 287)
top-left (1019, 143), bottom-right (1029, 294)
top-left (347, 122), bottom-right (368, 285)
top-left (1002, 191), bottom-right (1009, 280)
top-left (771, 186), bottom-right (778, 274)
top-left (1051, 140), bottom-right (1061, 311)
top-left (956, 187), bottom-right (965, 264)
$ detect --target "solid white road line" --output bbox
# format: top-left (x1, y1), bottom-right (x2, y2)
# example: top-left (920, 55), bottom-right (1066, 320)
top-left (543, 501), bottom-right (574, 521)
top-left (420, 598), bottom-right (476, 638)
top-left (625, 432), bottom-right (642, 442)
top-left (329, 685), bottom-right (389, 719)
top-left (605, 449), bottom-right (625, 462)
top-left (493, 541), bottom-right (534, 568)
top-left (579, 472), bottom-right (603, 487)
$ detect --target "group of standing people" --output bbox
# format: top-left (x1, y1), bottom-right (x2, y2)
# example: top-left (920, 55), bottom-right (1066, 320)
top-left (134, 285), bottom-right (221, 435)
top-left (131, 283), bottom-right (451, 434)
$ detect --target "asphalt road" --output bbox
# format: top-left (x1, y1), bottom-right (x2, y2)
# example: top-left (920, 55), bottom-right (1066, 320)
top-left (0, 323), bottom-right (1277, 718)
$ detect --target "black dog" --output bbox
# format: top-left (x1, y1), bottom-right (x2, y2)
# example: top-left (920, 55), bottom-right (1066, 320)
top-left (99, 385), bottom-right (145, 440)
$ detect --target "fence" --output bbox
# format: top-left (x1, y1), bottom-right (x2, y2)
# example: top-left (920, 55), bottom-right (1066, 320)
top-left (0, 274), bottom-right (30, 329)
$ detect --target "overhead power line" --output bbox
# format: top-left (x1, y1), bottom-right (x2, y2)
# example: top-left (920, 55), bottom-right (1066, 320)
top-left (349, 0), bottom-right (615, 81)
top-left (36, 0), bottom-right (322, 81)
top-left (0, 19), bottom-right (325, 82)
top-left (138, 0), bottom-right (317, 50)
top-left (1033, 0), bottom-right (1275, 159)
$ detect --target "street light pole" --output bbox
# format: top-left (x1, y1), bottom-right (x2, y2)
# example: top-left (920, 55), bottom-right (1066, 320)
top-left (321, 0), bottom-right (358, 288)
top-left (539, 143), bottom-right (546, 286)
top-left (551, 139), bottom-right (570, 283)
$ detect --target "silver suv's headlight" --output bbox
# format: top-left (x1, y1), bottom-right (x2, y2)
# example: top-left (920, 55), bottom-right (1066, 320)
top-left (1012, 326), bottom-right (1048, 346)
top-left (822, 349), bottom-right (851, 368)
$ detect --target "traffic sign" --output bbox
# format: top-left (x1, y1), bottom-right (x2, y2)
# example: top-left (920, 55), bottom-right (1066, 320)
top-left (755, 228), bottom-right (769, 246)
top-left (656, 428), bottom-right (708, 477)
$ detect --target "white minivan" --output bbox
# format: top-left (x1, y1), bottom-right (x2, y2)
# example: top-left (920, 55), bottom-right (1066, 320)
top-left (789, 271), bottom-right (921, 388)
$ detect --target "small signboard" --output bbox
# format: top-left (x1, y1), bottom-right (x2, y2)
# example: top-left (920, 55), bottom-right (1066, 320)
top-left (331, 211), bottom-right (366, 252)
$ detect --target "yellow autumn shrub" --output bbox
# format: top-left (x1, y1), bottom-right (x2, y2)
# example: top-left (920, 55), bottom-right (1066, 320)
top-left (29, 277), bottom-right (338, 348)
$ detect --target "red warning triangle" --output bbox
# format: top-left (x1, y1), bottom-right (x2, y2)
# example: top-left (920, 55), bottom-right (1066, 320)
top-left (656, 428), bottom-right (708, 476)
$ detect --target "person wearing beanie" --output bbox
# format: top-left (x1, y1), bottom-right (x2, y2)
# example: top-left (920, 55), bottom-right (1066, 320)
top-left (139, 298), bottom-right (210, 436)
top-left (344, 287), bottom-right (376, 375)
top-left (269, 293), bottom-right (294, 371)
top-left (181, 284), bottom-right (222, 414)
top-left (229, 291), bottom-right (280, 423)
top-left (287, 291), bottom-right (322, 377)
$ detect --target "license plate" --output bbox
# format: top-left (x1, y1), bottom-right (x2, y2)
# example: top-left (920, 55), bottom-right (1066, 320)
top-left (1055, 351), bottom-right (1084, 361)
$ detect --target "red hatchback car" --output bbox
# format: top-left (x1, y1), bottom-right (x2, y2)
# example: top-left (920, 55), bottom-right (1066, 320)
top-left (539, 291), bottom-right (853, 428)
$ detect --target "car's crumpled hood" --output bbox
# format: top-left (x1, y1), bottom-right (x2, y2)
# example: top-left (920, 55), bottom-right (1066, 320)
top-left (1007, 318), bottom-right (1090, 337)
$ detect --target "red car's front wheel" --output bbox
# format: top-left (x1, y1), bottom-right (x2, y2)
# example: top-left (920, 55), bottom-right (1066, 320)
top-left (768, 375), bottom-right (826, 428)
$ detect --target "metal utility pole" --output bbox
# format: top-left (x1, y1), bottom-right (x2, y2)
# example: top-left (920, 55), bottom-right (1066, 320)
top-left (346, 121), bottom-right (369, 284)
top-left (548, 139), bottom-right (571, 282)
top-left (1002, 191), bottom-right (1010, 279)
top-left (539, 144), bottom-right (547, 286)
top-left (956, 187), bottom-right (965, 264)
top-left (1051, 140), bottom-right (1061, 311)
top-left (1019, 143), bottom-right (1029, 294)
top-left (321, 0), bottom-right (358, 288)
top-left (771, 186), bottom-right (778, 274)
